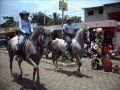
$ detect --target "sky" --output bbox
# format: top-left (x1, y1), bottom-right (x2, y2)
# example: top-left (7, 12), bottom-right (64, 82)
top-left (0, 0), bottom-right (120, 24)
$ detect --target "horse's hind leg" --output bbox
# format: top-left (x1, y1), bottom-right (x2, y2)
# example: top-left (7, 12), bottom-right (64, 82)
top-left (52, 52), bottom-right (61, 71)
top-left (36, 67), bottom-right (40, 85)
top-left (8, 53), bottom-right (14, 80)
top-left (52, 52), bottom-right (57, 70)
top-left (18, 59), bottom-right (23, 79)
top-left (33, 67), bottom-right (36, 83)
top-left (76, 55), bottom-right (82, 76)
top-left (33, 67), bottom-right (40, 88)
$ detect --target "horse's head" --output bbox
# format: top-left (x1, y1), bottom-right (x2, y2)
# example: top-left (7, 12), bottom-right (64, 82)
top-left (31, 27), bottom-right (52, 49)
top-left (42, 30), bottom-right (53, 48)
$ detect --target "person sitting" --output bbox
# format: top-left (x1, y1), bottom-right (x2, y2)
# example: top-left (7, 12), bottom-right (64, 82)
top-left (63, 18), bottom-right (75, 61)
top-left (16, 11), bottom-right (33, 60)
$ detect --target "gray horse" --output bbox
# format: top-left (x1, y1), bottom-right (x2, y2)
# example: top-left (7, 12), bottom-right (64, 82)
top-left (7, 27), bottom-right (52, 86)
top-left (48, 29), bottom-right (85, 75)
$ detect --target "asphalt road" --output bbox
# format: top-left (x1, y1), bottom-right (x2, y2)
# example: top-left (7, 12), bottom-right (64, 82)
top-left (0, 50), bottom-right (120, 90)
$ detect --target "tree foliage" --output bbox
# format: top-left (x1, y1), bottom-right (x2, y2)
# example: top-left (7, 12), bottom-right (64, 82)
top-left (32, 11), bottom-right (82, 26)
top-left (31, 11), bottom-right (51, 25)
top-left (0, 12), bottom-right (82, 28)
top-left (0, 16), bottom-right (16, 28)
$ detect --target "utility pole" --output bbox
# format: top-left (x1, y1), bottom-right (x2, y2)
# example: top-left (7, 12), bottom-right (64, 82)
top-left (61, 8), bottom-right (64, 38)
top-left (59, 0), bottom-right (67, 39)
top-left (44, 10), bottom-right (46, 25)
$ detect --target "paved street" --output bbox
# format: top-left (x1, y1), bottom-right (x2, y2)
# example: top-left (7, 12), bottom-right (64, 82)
top-left (0, 50), bottom-right (120, 90)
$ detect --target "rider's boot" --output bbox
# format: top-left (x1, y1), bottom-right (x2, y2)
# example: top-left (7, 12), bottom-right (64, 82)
top-left (65, 42), bottom-right (72, 60)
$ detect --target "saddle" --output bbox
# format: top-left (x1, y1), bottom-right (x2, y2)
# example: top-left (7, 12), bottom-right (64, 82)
top-left (15, 36), bottom-right (29, 60)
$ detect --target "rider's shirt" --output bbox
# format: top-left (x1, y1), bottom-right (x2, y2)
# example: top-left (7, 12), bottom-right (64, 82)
top-left (19, 19), bottom-right (33, 34)
top-left (63, 23), bottom-right (74, 34)
top-left (63, 23), bottom-right (74, 42)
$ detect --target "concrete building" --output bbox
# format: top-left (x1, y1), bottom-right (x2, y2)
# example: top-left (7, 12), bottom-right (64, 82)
top-left (83, 2), bottom-right (120, 22)
top-left (82, 2), bottom-right (120, 49)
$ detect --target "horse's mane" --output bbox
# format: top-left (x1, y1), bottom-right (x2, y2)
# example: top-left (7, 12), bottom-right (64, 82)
top-left (74, 28), bottom-right (84, 44)
top-left (31, 27), bottom-right (47, 40)
top-left (75, 29), bottom-right (84, 39)
top-left (34, 26), bottom-right (46, 34)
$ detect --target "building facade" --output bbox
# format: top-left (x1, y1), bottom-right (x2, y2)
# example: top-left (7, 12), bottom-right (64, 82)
top-left (82, 2), bottom-right (120, 49)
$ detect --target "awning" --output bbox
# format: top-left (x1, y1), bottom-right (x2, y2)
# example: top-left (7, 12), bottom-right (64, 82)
top-left (81, 20), bottom-right (117, 28)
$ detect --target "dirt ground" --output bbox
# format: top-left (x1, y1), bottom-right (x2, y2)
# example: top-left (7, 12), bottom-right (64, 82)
top-left (0, 50), bottom-right (120, 90)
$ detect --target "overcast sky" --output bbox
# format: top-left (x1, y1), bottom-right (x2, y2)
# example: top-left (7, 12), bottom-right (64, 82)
top-left (0, 0), bottom-right (120, 24)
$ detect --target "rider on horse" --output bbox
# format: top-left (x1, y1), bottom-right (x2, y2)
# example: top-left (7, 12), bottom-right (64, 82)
top-left (63, 18), bottom-right (75, 60)
top-left (16, 11), bottom-right (33, 59)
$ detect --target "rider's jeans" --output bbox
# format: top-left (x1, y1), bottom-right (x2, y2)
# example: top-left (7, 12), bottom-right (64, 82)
top-left (18, 35), bottom-right (25, 44)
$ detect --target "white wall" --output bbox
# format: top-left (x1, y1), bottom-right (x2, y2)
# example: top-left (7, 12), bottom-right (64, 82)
top-left (113, 31), bottom-right (120, 49)
top-left (84, 7), bottom-right (104, 22)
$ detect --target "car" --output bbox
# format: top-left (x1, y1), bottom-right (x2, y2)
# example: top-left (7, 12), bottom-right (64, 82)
top-left (0, 36), bottom-right (7, 47)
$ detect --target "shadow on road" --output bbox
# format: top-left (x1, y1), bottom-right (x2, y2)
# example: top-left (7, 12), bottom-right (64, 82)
top-left (57, 69), bottom-right (92, 78)
top-left (44, 68), bottom-right (92, 78)
top-left (12, 73), bottom-right (47, 90)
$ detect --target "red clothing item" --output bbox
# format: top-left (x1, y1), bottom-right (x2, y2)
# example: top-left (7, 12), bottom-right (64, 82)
top-left (101, 46), bottom-right (109, 54)
top-left (106, 44), bottom-right (112, 50)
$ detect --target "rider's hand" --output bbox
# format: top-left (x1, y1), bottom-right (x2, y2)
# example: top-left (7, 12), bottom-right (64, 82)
top-left (70, 32), bottom-right (75, 36)
top-left (24, 33), bottom-right (29, 36)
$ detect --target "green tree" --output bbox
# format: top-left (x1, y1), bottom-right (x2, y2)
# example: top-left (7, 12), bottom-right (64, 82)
top-left (0, 16), bottom-right (16, 28)
top-left (47, 13), bottom-right (62, 25)
top-left (71, 16), bottom-right (82, 23)
top-left (31, 11), bottom-right (51, 25)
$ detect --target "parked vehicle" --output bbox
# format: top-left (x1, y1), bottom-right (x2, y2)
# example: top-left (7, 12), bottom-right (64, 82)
top-left (0, 36), bottom-right (7, 47)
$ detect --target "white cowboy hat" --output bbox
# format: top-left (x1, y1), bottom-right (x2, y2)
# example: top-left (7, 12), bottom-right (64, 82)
top-left (96, 28), bottom-right (102, 32)
top-left (19, 11), bottom-right (29, 17)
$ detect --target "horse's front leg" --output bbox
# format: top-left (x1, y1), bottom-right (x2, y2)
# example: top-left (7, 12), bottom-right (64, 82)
top-left (26, 58), bottom-right (40, 87)
top-left (18, 59), bottom-right (23, 79)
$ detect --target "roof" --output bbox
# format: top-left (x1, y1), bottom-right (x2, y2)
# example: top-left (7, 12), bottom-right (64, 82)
top-left (82, 2), bottom-right (120, 9)
top-left (82, 6), bottom-right (103, 9)
top-left (104, 2), bottom-right (120, 6)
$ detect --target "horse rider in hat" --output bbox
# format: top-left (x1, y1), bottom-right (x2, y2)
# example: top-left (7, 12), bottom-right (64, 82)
top-left (63, 18), bottom-right (75, 61)
top-left (16, 11), bottom-right (33, 59)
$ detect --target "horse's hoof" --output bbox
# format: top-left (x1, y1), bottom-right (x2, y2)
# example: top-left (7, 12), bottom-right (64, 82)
top-left (54, 68), bottom-right (58, 72)
top-left (75, 71), bottom-right (83, 77)
top-left (33, 86), bottom-right (37, 90)
top-left (77, 72), bottom-right (83, 77)
top-left (18, 75), bottom-right (22, 80)
top-left (35, 82), bottom-right (40, 86)
top-left (33, 83), bottom-right (37, 90)
top-left (78, 74), bottom-right (83, 77)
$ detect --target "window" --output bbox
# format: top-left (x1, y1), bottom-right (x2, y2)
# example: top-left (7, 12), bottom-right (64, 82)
top-left (99, 8), bottom-right (103, 14)
top-left (88, 10), bottom-right (94, 16)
